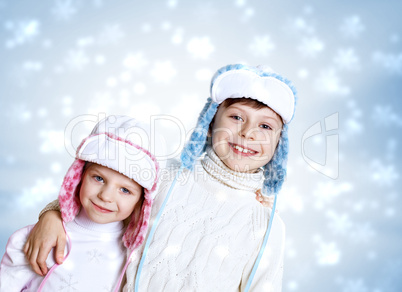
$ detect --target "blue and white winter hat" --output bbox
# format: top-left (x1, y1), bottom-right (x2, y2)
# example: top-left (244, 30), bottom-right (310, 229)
top-left (180, 63), bottom-right (298, 195)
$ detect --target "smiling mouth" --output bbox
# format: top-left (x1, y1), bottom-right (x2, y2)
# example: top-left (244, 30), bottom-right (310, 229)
top-left (229, 142), bottom-right (258, 155)
top-left (91, 201), bottom-right (113, 213)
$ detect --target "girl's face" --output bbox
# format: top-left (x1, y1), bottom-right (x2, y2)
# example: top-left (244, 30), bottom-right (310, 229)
top-left (79, 164), bottom-right (143, 224)
top-left (211, 102), bottom-right (283, 173)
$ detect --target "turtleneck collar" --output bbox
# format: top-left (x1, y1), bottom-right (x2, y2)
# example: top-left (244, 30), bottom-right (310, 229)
top-left (201, 146), bottom-right (264, 192)
top-left (74, 208), bottom-right (125, 233)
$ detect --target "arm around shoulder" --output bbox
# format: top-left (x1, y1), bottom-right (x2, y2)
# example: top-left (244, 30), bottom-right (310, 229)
top-left (23, 199), bottom-right (65, 276)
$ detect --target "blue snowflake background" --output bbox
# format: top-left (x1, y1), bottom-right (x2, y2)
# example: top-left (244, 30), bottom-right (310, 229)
top-left (1, 1), bottom-right (401, 291)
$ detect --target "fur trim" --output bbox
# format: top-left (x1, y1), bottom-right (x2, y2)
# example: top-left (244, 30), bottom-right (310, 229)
top-left (263, 124), bottom-right (289, 195)
top-left (180, 98), bottom-right (218, 170)
top-left (59, 159), bottom-right (86, 222)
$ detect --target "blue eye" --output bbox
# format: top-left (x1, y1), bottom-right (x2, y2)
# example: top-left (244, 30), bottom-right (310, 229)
top-left (260, 124), bottom-right (271, 130)
top-left (121, 187), bottom-right (131, 194)
top-left (231, 115), bottom-right (243, 121)
top-left (94, 176), bottom-right (104, 182)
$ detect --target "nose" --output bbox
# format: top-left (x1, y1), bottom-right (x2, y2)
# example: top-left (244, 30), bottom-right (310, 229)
top-left (97, 187), bottom-right (114, 203)
top-left (239, 122), bottom-right (257, 140)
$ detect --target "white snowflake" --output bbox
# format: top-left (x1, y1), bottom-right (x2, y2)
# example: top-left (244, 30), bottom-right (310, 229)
top-left (87, 249), bottom-right (103, 263)
top-left (249, 35), bottom-right (275, 57)
top-left (297, 36), bottom-right (324, 57)
top-left (195, 68), bottom-right (214, 81)
top-left (340, 15), bottom-right (365, 38)
top-left (303, 5), bottom-right (314, 14)
top-left (372, 51), bottom-right (402, 75)
top-left (345, 117), bottom-right (364, 135)
top-left (314, 68), bottom-right (350, 95)
top-left (65, 49), bottom-right (90, 70)
top-left (313, 181), bottom-right (353, 209)
top-left (88, 92), bottom-right (116, 113)
top-left (186, 37), bottom-right (214, 59)
top-left (288, 17), bottom-right (315, 35)
top-left (235, 0), bottom-right (246, 7)
top-left (167, 0), bottom-right (178, 8)
top-left (93, 0), bottom-right (103, 7)
top-left (5, 20), bottom-right (40, 48)
top-left (141, 23), bottom-right (152, 33)
top-left (278, 186), bottom-right (304, 213)
top-left (371, 160), bottom-right (399, 187)
top-left (51, 0), bottom-right (80, 21)
top-left (150, 60), bottom-right (177, 83)
top-left (76, 36), bottom-right (94, 47)
top-left (128, 102), bottom-right (162, 123)
top-left (22, 61), bottom-right (43, 71)
top-left (326, 210), bottom-right (353, 235)
top-left (171, 27), bottom-right (184, 44)
top-left (98, 24), bottom-right (125, 45)
top-left (59, 273), bottom-right (79, 291)
top-left (39, 130), bottom-right (65, 153)
top-left (132, 82), bottom-right (147, 95)
top-left (315, 240), bottom-right (341, 265)
top-left (161, 21), bottom-right (171, 31)
top-left (372, 105), bottom-right (402, 127)
top-left (241, 7), bottom-right (254, 22)
top-left (8, 103), bottom-right (32, 121)
top-left (334, 48), bottom-right (360, 71)
top-left (123, 52), bottom-right (149, 71)
top-left (19, 178), bottom-right (58, 208)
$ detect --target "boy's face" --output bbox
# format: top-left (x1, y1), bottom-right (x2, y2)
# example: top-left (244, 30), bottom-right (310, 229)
top-left (211, 102), bottom-right (283, 173)
top-left (79, 164), bottom-right (143, 224)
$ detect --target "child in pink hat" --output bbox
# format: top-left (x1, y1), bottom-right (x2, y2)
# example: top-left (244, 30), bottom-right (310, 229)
top-left (0, 115), bottom-right (162, 292)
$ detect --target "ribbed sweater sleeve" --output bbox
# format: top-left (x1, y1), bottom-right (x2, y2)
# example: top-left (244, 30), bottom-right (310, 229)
top-left (38, 199), bottom-right (60, 219)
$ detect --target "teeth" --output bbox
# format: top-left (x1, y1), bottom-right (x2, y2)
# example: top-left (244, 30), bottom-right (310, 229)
top-left (233, 144), bottom-right (255, 154)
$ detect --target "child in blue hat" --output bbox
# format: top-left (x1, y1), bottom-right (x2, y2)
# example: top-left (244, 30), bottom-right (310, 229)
top-left (23, 64), bottom-right (297, 291)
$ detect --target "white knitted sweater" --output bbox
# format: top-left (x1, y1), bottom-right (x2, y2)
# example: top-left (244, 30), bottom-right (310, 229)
top-left (0, 209), bottom-right (126, 291)
top-left (124, 148), bottom-right (285, 292)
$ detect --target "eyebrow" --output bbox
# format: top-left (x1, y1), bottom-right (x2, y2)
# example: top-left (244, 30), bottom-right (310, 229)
top-left (227, 105), bottom-right (282, 127)
top-left (262, 115), bottom-right (281, 124)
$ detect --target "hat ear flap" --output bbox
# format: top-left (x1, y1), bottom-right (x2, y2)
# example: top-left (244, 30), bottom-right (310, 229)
top-left (123, 189), bottom-right (153, 250)
top-left (59, 159), bottom-right (86, 222)
top-left (263, 124), bottom-right (289, 195)
top-left (180, 98), bottom-right (219, 170)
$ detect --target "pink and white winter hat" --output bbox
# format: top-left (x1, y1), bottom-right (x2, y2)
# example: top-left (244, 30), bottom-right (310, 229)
top-left (58, 115), bottom-right (165, 250)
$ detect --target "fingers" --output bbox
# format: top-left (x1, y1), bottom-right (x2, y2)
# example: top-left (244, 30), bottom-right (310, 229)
top-left (255, 191), bottom-right (275, 209)
top-left (36, 240), bottom-right (55, 275)
top-left (24, 228), bottom-right (45, 276)
top-left (23, 210), bottom-right (65, 276)
top-left (23, 240), bottom-right (29, 255)
top-left (27, 246), bottom-right (45, 276)
top-left (55, 235), bottom-right (66, 264)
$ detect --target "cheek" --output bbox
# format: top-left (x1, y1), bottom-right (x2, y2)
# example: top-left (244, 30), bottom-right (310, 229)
top-left (79, 181), bottom-right (89, 201)
top-left (211, 125), bottom-right (234, 144)
top-left (260, 134), bottom-right (280, 155)
top-left (121, 195), bottom-right (141, 213)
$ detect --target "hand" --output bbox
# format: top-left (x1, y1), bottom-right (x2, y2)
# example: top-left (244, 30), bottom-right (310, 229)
top-left (255, 189), bottom-right (275, 209)
top-left (23, 211), bottom-right (66, 276)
